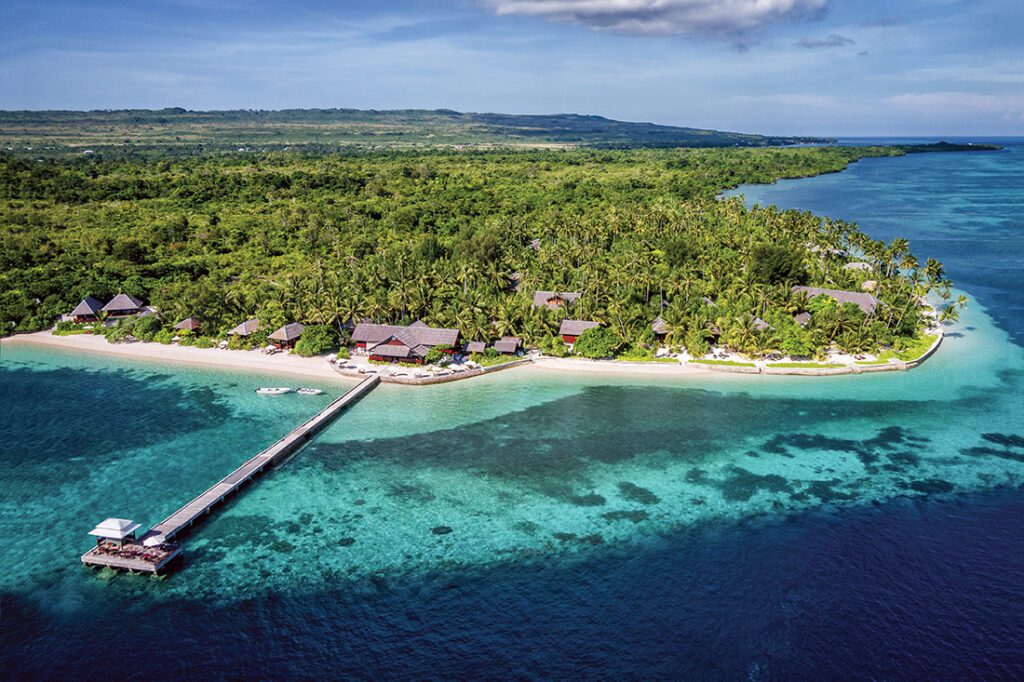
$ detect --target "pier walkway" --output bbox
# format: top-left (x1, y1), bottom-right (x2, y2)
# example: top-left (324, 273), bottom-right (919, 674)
top-left (82, 375), bottom-right (380, 574)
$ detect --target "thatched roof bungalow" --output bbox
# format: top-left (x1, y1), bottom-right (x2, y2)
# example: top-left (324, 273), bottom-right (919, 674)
top-left (493, 336), bottom-right (521, 355)
top-left (351, 321), bottom-right (460, 349)
top-left (269, 322), bottom-right (305, 349)
top-left (794, 312), bottom-right (812, 327)
top-left (69, 296), bottom-right (103, 323)
top-left (367, 328), bottom-right (432, 364)
top-left (174, 317), bottom-right (201, 332)
top-left (102, 294), bottom-right (144, 318)
top-left (533, 291), bottom-right (582, 310)
top-left (651, 316), bottom-right (669, 340)
top-left (560, 319), bottom-right (599, 344)
top-left (466, 341), bottom-right (487, 354)
top-left (228, 318), bottom-right (259, 337)
top-left (792, 286), bottom-right (879, 316)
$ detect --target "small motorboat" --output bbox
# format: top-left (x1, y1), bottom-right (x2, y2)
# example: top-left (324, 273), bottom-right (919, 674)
top-left (296, 388), bottom-right (323, 396)
top-left (255, 387), bottom-right (291, 395)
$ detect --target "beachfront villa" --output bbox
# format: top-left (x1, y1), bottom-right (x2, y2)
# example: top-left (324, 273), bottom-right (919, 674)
top-left (269, 322), bottom-right (305, 350)
top-left (652, 316), bottom-right (669, 343)
top-left (493, 336), bottom-right (522, 355)
top-left (533, 290), bottom-right (582, 310)
top-left (68, 296), bottom-right (104, 323)
top-left (352, 320), bottom-right (460, 364)
top-left (228, 318), bottom-right (259, 337)
top-left (174, 317), bottom-right (201, 333)
top-left (463, 336), bottom-right (521, 356)
top-left (101, 293), bottom-right (145, 318)
top-left (560, 319), bottom-right (600, 345)
top-left (792, 286), bottom-right (879, 316)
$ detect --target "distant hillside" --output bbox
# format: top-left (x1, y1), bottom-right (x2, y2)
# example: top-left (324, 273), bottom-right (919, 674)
top-left (0, 108), bottom-right (831, 155)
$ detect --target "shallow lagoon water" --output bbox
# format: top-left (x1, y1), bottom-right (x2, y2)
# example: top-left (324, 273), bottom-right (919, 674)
top-left (3, 140), bottom-right (1024, 677)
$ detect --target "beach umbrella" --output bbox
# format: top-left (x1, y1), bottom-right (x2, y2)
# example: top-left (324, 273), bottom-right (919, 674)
top-left (142, 535), bottom-right (165, 547)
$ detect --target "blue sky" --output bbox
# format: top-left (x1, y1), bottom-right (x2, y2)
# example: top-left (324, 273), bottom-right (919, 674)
top-left (1, 0), bottom-right (1022, 136)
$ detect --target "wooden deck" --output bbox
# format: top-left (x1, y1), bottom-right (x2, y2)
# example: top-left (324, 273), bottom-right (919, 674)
top-left (82, 375), bottom-right (380, 574)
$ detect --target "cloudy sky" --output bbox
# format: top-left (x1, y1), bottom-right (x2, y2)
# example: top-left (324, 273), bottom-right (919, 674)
top-left (1, 0), bottom-right (1022, 136)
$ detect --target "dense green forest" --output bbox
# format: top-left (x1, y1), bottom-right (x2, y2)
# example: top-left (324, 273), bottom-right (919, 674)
top-left (0, 108), bottom-right (829, 156)
top-left (0, 144), bottom-right (964, 358)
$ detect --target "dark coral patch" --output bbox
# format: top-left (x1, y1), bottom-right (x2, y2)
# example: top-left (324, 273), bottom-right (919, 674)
top-left (601, 510), bottom-right (649, 524)
top-left (962, 446), bottom-right (1024, 463)
top-left (387, 483), bottom-right (436, 504)
top-left (982, 433), bottom-right (1024, 448)
top-left (568, 493), bottom-right (607, 507)
top-left (617, 482), bottom-right (660, 505)
top-left (719, 467), bottom-right (792, 502)
top-left (907, 479), bottom-right (954, 494)
top-left (338, 537), bottom-right (356, 547)
top-left (804, 479), bottom-right (857, 502)
top-left (431, 526), bottom-right (453, 535)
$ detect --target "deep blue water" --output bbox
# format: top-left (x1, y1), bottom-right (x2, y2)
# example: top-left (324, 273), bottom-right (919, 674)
top-left (2, 139), bottom-right (1023, 679)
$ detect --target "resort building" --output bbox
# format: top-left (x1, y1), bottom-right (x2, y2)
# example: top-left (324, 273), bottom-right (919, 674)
top-left (651, 316), bottom-right (669, 343)
top-left (792, 286), bottom-right (879, 316)
top-left (794, 312), bottom-right (812, 327)
top-left (88, 518), bottom-right (140, 548)
top-left (493, 336), bottom-right (522, 355)
top-left (101, 293), bottom-right (145, 318)
top-left (843, 262), bottom-right (873, 272)
top-left (560, 319), bottom-right (599, 345)
top-left (228, 318), bottom-right (259, 337)
top-left (466, 341), bottom-right (487, 354)
top-left (533, 291), bottom-right (582, 310)
top-left (352, 320), bottom-right (461, 364)
top-left (174, 317), bottom-right (201, 332)
top-left (68, 296), bottom-right (103, 323)
top-left (269, 323), bottom-right (305, 350)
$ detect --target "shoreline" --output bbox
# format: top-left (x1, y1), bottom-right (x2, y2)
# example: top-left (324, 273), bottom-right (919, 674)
top-left (2, 328), bottom-right (942, 385)
top-left (1, 331), bottom-right (358, 384)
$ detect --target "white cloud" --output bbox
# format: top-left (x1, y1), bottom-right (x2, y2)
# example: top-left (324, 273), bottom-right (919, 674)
top-left (485, 0), bottom-right (830, 38)
top-left (887, 91), bottom-right (1024, 117)
top-left (794, 33), bottom-right (854, 48)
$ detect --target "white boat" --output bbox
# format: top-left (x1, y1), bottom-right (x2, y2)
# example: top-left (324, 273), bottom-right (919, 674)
top-left (255, 387), bottom-right (291, 395)
top-left (296, 388), bottom-right (323, 396)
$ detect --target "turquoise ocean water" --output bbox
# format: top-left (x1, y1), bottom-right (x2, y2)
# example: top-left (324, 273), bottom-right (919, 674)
top-left (2, 140), bottom-right (1023, 677)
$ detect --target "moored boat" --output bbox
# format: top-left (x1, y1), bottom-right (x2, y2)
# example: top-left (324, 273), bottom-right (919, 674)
top-left (255, 387), bottom-right (291, 395)
top-left (296, 388), bottom-right (323, 395)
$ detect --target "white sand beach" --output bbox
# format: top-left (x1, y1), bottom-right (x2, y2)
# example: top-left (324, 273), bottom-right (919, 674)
top-left (530, 356), bottom-right (714, 377)
top-left (2, 331), bottom-right (357, 383)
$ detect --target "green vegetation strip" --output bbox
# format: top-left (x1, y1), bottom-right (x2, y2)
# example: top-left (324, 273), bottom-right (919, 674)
top-left (766, 362), bottom-right (845, 369)
top-left (690, 359), bottom-right (757, 367)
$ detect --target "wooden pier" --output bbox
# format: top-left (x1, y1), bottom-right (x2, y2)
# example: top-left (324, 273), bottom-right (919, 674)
top-left (82, 375), bottom-right (380, 574)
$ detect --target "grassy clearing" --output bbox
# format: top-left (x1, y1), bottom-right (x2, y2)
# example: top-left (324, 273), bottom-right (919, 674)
top-left (873, 333), bottom-right (939, 363)
top-left (766, 362), bottom-right (845, 369)
top-left (690, 358), bottom-right (757, 367)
